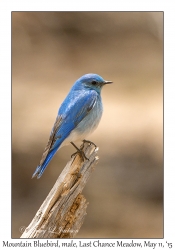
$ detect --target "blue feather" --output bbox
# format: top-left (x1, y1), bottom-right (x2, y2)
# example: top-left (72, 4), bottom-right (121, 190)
top-left (32, 73), bottom-right (112, 178)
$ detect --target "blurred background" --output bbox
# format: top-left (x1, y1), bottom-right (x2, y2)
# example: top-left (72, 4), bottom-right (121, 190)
top-left (12, 12), bottom-right (163, 238)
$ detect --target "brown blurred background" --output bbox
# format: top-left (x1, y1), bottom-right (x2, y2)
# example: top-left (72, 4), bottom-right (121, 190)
top-left (12, 12), bottom-right (163, 238)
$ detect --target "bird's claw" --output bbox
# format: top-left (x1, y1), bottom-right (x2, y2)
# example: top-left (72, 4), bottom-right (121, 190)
top-left (71, 150), bottom-right (89, 161)
top-left (71, 141), bottom-right (89, 161)
top-left (82, 139), bottom-right (97, 148)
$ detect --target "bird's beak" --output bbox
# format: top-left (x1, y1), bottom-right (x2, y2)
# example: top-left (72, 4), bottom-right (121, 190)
top-left (104, 80), bottom-right (113, 84)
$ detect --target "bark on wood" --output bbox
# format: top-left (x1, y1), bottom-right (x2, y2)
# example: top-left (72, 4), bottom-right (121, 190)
top-left (20, 142), bottom-right (99, 238)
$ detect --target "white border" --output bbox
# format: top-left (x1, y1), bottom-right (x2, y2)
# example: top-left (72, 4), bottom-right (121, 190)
top-left (1, 0), bottom-right (175, 248)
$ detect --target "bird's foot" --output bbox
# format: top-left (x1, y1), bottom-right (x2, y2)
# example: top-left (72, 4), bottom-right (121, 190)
top-left (82, 139), bottom-right (97, 148)
top-left (71, 142), bottom-right (89, 161)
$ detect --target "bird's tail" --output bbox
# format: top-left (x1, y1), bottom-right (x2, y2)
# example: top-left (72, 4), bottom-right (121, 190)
top-left (32, 148), bottom-right (58, 179)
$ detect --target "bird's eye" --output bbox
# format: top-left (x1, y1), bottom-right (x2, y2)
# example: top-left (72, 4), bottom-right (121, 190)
top-left (91, 81), bottom-right (97, 85)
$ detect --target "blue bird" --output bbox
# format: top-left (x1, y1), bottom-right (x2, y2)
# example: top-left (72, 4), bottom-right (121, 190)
top-left (32, 73), bottom-right (112, 179)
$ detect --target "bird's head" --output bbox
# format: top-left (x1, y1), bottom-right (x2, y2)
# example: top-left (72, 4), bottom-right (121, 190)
top-left (73, 73), bottom-right (112, 93)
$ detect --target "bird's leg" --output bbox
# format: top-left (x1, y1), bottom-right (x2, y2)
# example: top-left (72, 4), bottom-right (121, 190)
top-left (82, 139), bottom-right (97, 148)
top-left (70, 142), bottom-right (89, 161)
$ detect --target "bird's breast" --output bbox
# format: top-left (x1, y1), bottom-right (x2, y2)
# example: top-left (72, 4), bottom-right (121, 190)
top-left (64, 98), bottom-right (103, 143)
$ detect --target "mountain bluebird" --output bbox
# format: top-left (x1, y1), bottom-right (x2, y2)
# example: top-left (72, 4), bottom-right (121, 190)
top-left (32, 73), bottom-right (112, 179)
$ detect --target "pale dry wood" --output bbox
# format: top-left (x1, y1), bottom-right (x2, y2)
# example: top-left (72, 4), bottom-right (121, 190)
top-left (20, 142), bottom-right (99, 238)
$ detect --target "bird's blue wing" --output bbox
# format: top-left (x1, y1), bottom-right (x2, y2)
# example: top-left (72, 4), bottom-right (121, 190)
top-left (58, 90), bottom-right (98, 137)
top-left (32, 90), bottom-right (97, 178)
